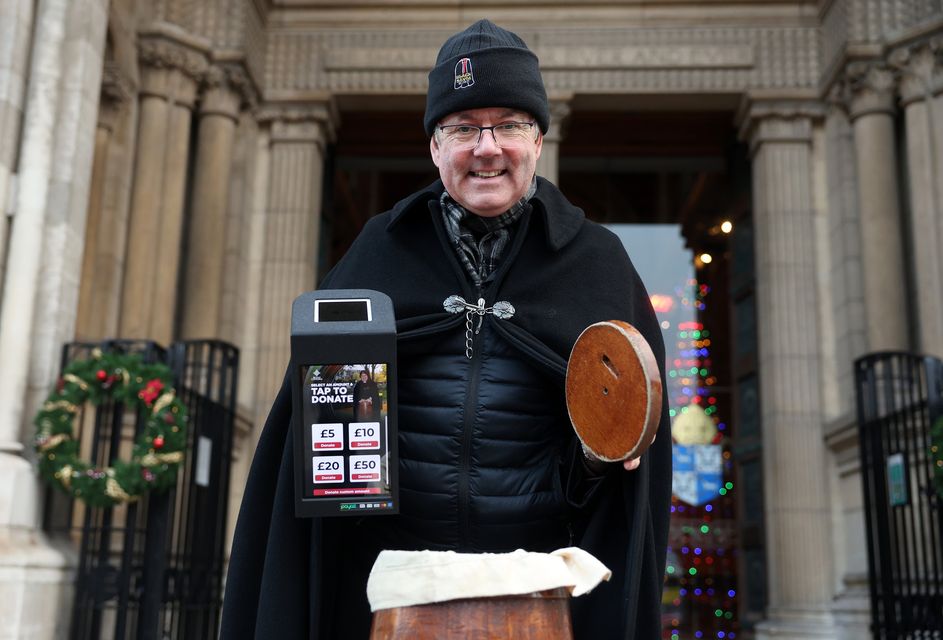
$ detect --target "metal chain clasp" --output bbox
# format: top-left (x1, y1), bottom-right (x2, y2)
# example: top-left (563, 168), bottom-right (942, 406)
top-left (443, 295), bottom-right (516, 359)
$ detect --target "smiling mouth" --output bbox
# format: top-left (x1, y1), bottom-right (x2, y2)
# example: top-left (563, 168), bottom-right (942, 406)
top-left (470, 170), bottom-right (505, 178)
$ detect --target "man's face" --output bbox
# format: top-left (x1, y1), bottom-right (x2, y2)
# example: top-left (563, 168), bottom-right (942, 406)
top-left (360, 373), bottom-right (369, 382)
top-left (430, 107), bottom-right (542, 218)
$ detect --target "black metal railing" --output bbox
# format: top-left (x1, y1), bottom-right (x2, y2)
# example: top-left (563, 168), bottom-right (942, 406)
top-left (42, 339), bottom-right (238, 640)
top-left (855, 351), bottom-right (943, 639)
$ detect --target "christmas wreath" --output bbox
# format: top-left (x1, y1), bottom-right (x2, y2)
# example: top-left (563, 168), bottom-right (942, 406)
top-left (932, 416), bottom-right (943, 500)
top-left (34, 349), bottom-right (188, 507)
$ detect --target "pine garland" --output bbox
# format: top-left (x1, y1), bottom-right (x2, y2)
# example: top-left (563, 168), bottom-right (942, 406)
top-left (33, 349), bottom-right (188, 508)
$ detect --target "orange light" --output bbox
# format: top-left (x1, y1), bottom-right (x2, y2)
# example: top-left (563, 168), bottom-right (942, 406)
top-left (650, 294), bottom-right (674, 314)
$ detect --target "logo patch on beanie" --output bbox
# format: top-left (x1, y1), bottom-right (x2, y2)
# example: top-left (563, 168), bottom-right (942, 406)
top-left (454, 57), bottom-right (475, 89)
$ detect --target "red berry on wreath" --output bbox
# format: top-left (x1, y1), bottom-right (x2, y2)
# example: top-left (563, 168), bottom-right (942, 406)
top-left (153, 435), bottom-right (165, 449)
top-left (96, 370), bottom-right (107, 381)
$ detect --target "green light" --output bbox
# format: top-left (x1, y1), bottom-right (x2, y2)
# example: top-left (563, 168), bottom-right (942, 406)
top-left (705, 406), bottom-right (716, 415)
top-left (699, 368), bottom-right (708, 377)
top-left (688, 567), bottom-right (697, 575)
top-left (719, 488), bottom-right (727, 496)
top-left (669, 409), bottom-right (677, 417)
top-left (703, 330), bottom-right (710, 337)
top-left (669, 371), bottom-right (677, 378)
top-left (700, 525), bottom-right (710, 533)
top-left (667, 565), bottom-right (675, 574)
top-left (680, 331), bottom-right (688, 338)
top-left (725, 612), bottom-right (733, 619)
top-left (715, 609), bottom-right (723, 617)
top-left (692, 331), bottom-right (701, 339)
top-left (690, 367), bottom-right (698, 374)
top-left (725, 482), bottom-right (734, 490)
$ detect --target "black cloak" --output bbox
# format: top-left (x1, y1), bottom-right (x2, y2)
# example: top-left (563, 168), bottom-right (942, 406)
top-left (221, 178), bottom-right (671, 639)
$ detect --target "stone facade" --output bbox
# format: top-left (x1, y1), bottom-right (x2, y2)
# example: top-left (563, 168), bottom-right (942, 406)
top-left (1, 0), bottom-right (941, 637)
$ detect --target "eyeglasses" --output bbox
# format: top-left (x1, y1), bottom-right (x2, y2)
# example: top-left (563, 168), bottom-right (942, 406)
top-left (436, 121), bottom-right (538, 149)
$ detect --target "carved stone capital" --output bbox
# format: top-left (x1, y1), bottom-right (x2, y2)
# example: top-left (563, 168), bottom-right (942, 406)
top-left (544, 97), bottom-right (573, 144)
top-left (844, 61), bottom-right (897, 120)
top-left (138, 36), bottom-right (209, 93)
top-left (736, 97), bottom-right (823, 155)
top-left (101, 62), bottom-right (135, 107)
top-left (256, 101), bottom-right (340, 146)
top-left (888, 36), bottom-right (943, 106)
top-left (198, 65), bottom-right (252, 120)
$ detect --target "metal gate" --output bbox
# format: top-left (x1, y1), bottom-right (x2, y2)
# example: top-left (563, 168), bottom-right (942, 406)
top-left (42, 340), bottom-right (239, 640)
top-left (855, 351), bottom-right (943, 639)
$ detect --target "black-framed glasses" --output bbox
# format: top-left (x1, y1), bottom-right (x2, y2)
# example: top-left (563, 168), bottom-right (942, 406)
top-left (436, 121), bottom-right (538, 149)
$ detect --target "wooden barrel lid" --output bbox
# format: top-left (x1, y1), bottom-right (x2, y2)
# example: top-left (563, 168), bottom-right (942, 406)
top-left (565, 321), bottom-right (662, 462)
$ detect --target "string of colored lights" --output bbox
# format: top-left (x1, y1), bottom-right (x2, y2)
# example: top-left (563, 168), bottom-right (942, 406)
top-left (656, 278), bottom-right (739, 640)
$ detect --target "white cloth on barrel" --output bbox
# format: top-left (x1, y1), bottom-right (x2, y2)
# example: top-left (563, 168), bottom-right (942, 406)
top-left (366, 546), bottom-right (612, 612)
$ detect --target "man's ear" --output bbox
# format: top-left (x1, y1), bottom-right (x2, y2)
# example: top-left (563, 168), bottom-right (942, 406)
top-left (430, 135), bottom-right (441, 167)
top-left (534, 132), bottom-right (543, 160)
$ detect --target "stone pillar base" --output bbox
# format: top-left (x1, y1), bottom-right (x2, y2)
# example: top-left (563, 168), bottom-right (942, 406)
top-left (756, 608), bottom-right (839, 640)
top-left (0, 454), bottom-right (76, 639)
top-left (831, 576), bottom-right (871, 640)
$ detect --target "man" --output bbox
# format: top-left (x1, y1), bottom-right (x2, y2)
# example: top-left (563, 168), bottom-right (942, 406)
top-left (352, 370), bottom-right (380, 421)
top-left (221, 19), bottom-right (671, 639)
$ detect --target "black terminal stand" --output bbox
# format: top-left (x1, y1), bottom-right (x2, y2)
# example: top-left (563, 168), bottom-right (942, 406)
top-left (290, 289), bottom-right (398, 518)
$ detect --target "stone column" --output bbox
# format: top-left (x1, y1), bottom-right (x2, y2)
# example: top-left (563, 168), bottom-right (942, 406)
top-left (119, 37), bottom-right (204, 345)
top-left (75, 65), bottom-right (135, 340)
top-left (892, 42), bottom-right (943, 358)
top-left (0, 0), bottom-right (69, 456)
top-left (820, 86), bottom-right (871, 637)
top-left (845, 62), bottom-right (910, 352)
top-left (535, 97), bottom-right (571, 184)
top-left (179, 66), bottom-right (245, 339)
top-left (738, 100), bottom-right (838, 639)
top-left (0, 1), bottom-right (109, 638)
top-left (254, 105), bottom-right (335, 412)
top-left (0, 0), bottom-right (36, 282)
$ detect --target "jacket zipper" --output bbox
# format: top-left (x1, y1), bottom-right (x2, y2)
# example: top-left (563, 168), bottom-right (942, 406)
top-left (458, 294), bottom-right (485, 551)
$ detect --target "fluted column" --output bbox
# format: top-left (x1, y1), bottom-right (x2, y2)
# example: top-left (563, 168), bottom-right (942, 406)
top-left (179, 66), bottom-right (246, 339)
top-left (845, 62), bottom-right (910, 351)
top-left (738, 100), bottom-right (837, 639)
top-left (254, 104), bottom-right (335, 409)
top-left (535, 97), bottom-right (571, 184)
top-left (892, 42), bottom-right (943, 358)
top-left (119, 37), bottom-right (204, 344)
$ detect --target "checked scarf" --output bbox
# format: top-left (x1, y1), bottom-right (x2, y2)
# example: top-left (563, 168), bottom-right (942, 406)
top-left (440, 177), bottom-right (537, 289)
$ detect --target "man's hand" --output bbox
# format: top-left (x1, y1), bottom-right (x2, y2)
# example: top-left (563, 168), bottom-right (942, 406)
top-left (582, 430), bottom-right (656, 472)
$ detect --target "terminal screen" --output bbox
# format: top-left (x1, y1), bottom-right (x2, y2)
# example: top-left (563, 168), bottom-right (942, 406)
top-left (315, 299), bottom-right (371, 323)
top-left (300, 362), bottom-right (392, 513)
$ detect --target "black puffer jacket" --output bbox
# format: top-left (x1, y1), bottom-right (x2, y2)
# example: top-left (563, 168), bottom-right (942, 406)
top-left (376, 319), bottom-right (574, 554)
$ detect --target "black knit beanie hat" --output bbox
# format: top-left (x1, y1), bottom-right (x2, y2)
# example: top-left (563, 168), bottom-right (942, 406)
top-left (424, 19), bottom-right (550, 137)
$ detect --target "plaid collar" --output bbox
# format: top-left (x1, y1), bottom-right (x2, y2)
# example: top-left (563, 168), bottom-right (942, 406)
top-left (440, 177), bottom-right (537, 288)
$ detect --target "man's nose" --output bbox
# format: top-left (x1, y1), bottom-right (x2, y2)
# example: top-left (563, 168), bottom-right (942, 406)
top-left (474, 129), bottom-right (502, 155)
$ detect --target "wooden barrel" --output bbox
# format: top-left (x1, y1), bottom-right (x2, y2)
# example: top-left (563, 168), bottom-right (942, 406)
top-left (369, 588), bottom-right (573, 639)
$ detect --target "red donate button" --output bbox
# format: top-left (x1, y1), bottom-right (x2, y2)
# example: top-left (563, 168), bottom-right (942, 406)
top-left (314, 474), bottom-right (342, 482)
top-left (351, 441), bottom-right (379, 449)
top-left (352, 473), bottom-right (380, 481)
